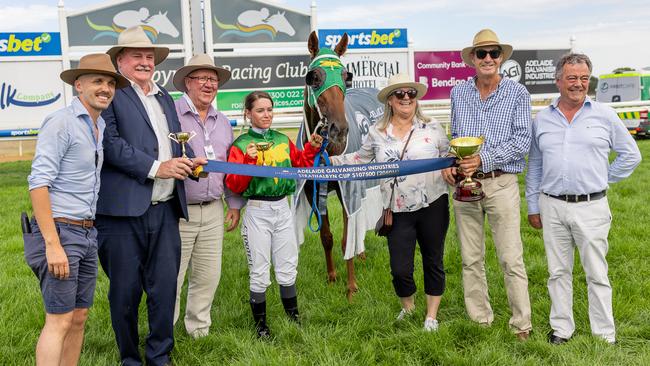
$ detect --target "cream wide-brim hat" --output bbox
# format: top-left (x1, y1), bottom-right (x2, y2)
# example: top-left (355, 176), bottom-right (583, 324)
top-left (461, 29), bottom-right (513, 67)
top-left (377, 73), bottom-right (428, 103)
top-left (106, 26), bottom-right (170, 67)
top-left (60, 53), bottom-right (130, 88)
top-left (172, 54), bottom-right (232, 92)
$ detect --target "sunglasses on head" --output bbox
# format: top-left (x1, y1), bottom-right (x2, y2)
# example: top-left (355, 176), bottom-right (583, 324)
top-left (474, 49), bottom-right (502, 60)
top-left (390, 88), bottom-right (418, 100)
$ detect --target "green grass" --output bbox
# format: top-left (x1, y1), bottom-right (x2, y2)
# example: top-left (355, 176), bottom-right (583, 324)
top-left (1, 141), bottom-right (650, 365)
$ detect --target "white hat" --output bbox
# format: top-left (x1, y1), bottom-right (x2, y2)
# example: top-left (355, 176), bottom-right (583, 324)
top-left (377, 73), bottom-right (427, 103)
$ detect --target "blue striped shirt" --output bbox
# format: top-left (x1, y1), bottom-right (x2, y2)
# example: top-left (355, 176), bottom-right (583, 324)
top-left (28, 97), bottom-right (104, 220)
top-left (450, 76), bottom-right (532, 173)
top-left (525, 97), bottom-right (641, 214)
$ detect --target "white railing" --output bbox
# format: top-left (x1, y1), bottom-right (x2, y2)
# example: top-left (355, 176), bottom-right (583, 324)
top-left (3, 100), bottom-right (650, 144)
top-left (226, 99), bottom-right (650, 129)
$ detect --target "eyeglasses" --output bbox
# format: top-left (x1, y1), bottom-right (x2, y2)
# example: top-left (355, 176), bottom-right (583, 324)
top-left (474, 49), bottom-right (502, 60)
top-left (390, 88), bottom-right (418, 100)
top-left (187, 76), bottom-right (219, 86)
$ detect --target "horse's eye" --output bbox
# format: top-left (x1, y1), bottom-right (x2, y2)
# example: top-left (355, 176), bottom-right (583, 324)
top-left (342, 70), bottom-right (353, 88)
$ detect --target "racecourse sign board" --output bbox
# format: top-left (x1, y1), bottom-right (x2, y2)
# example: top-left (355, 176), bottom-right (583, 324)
top-left (0, 32), bottom-right (61, 56)
top-left (66, 0), bottom-right (184, 47)
top-left (415, 49), bottom-right (570, 99)
top-left (210, 0), bottom-right (311, 44)
top-left (341, 52), bottom-right (408, 90)
top-left (318, 29), bottom-right (408, 49)
top-left (0, 60), bottom-right (65, 132)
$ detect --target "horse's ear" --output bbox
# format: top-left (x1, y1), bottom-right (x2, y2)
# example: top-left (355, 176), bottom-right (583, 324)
top-left (334, 33), bottom-right (348, 57)
top-left (308, 31), bottom-right (319, 59)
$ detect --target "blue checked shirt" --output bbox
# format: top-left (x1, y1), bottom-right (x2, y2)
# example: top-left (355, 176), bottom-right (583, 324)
top-left (28, 97), bottom-right (104, 220)
top-left (450, 76), bottom-right (532, 173)
top-left (525, 97), bottom-right (641, 214)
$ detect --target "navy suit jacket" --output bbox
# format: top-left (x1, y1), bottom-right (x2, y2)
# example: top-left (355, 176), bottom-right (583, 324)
top-left (97, 84), bottom-right (189, 220)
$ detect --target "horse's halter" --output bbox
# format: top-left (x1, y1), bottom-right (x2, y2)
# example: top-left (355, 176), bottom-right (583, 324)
top-left (305, 49), bottom-right (353, 137)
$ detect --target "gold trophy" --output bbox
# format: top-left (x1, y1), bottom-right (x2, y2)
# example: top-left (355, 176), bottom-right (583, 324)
top-left (255, 141), bottom-right (274, 166)
top-left (168, 131), bottom-right (208, 178)
top-left (168, 131), bottom-right (196, 158)
top-left (449, 136), bottom-right (485, 202)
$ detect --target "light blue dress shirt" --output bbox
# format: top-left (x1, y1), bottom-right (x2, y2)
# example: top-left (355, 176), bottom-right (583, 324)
top-left (28, 97), bottom-right (105, 220)
top-left (525, 97), bottom-right (642, 214)
top-left (450, 76), bottom-right (532, 173)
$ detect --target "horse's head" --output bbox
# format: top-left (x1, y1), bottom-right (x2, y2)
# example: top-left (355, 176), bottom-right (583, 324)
top-left (305, 31), bottom-right (352, 156)
top-left (267, 11), bottom-right (295, 37)
top-left (147, 11), bottom-right (180, 38)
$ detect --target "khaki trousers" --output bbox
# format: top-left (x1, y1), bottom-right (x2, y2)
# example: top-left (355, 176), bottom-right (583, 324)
top-left (174, 200), bottom-right (224, 338)
top-left (454, 174), bottom-right (532, 332)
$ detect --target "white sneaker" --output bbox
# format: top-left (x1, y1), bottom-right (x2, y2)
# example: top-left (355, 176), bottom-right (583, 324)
top-left (423, 317), bottom-right (439, 332)
top-left (396, 308), bottom-right (414, 321)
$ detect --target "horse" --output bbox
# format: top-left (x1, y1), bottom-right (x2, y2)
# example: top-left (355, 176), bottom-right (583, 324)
top-left (293, 31), bottom-right (384, 301)
top-left (113, 8), bottom-right (180, 38)
top-left (237, 8), bottom-right (295, 37)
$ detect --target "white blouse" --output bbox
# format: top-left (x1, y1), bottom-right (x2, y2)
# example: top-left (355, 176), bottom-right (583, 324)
top-left (330, 117), bottom-right (450, 212)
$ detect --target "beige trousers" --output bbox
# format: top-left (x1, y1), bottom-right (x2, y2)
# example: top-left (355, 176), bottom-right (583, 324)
top-left (539, 194), bottom-right (615, 342)
top-left (454, 174), bottom-right (532, 332)
top-left (174, 200), bottom-right (224, 338)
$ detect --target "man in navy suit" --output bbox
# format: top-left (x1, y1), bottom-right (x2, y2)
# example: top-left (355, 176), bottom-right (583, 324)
top-left (96, 26), bottom-right (205, 366)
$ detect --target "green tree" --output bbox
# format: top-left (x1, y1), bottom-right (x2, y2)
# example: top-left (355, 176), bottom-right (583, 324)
top-left (612, 67), bottom-right (636, 74)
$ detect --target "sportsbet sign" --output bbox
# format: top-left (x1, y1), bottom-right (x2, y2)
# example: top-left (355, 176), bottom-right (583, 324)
top-left (318, 29), bottom-right (408, 49)
top-left (0, 32), bottom-right (61, 56)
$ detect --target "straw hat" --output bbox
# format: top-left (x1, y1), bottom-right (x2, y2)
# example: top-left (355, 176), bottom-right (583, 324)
top-left (172, 54), bottom-right (231, 92)
top-left (461, 29), bottom-right (513, 67)
top-left (377, 73), bottom-right (427, 103)
top-left (60, 53), bottom-right (129, 88)
top-left (106, 26), bottom-right (170, 66)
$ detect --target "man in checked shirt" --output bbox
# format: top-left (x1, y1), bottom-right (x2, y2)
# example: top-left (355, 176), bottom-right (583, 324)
top-left (441, 29), bottom-right (533, 341)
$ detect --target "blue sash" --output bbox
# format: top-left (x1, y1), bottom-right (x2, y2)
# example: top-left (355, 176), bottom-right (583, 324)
top-left (202, 157), bottom-right (455, 181)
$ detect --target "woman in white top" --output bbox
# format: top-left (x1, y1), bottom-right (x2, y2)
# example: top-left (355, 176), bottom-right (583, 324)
top-left (331, 73), bottom-right (450, 331)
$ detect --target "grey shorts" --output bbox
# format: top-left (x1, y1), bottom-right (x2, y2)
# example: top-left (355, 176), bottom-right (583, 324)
top-left (23, 220), bottom-right (98, 314)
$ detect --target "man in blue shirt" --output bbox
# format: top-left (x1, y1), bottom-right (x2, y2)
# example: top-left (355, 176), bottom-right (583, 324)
top-left (442, 29), bottom-right (533, 340)
top-left (526, 53), bottom-right (641, 345)
top-left (25, 53), bottom-right (128, 366)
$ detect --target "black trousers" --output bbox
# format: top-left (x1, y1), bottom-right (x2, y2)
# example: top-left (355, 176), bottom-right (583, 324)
top-left (387, 194), bottom-right (449, 297)
top-left (97, 201), bottom-right (181, 366)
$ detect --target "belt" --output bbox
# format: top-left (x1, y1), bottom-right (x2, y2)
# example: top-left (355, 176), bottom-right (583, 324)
top-left (53, 217), bottom-right (94, 228)
top-left (461, 170), bottom-right (506, 179)
top-left (247, 195), bottom-right (285, 201)
top-left (189, 200), bottom-right (215, 206)
top-left (544, 190), bottom-right (607, 203)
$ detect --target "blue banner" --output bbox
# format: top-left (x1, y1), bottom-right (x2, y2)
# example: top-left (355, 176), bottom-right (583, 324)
top-left (318, 29), bottom-right (408, 49)
top-left (0, 32), bottom-right (61, 56)
top-left (202, 157), bottom-right (454, 181)
top-left (0, 128), bottom-right (39, 137)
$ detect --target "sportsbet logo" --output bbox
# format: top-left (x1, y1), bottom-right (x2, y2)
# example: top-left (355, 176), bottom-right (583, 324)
top-left (0, 33), bottom-right (51, 53)
top-left (324, 29), bottom-right (404, 48)
top-left (0, 33), bottom-right (60, 56)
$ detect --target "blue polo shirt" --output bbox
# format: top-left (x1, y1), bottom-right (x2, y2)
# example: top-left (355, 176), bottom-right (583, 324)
top-left (28, 97), bottom-right (105, 220)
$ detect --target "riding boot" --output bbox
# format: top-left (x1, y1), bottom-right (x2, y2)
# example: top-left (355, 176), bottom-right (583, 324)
top-left (281, 296), bottom-right (300, 324)
top-left (250, 301), bottom-right (271, 339)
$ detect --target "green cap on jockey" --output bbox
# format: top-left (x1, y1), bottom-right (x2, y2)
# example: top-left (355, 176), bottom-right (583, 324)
top-left (307, 48), bottom-right (347, 107)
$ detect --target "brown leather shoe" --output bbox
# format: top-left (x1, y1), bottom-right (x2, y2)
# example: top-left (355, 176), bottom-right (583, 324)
top-left (516, 331), bottom-right (530, 341)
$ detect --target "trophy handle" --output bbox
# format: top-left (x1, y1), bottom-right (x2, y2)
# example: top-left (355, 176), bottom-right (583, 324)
top-left (168, 133), bottom-right (179, 143)
top-left (187, 131), bottom-right (197, 141)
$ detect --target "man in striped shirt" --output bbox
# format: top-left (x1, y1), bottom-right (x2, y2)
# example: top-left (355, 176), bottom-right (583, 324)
top-left (441, 29), bottom-right (533, 341)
